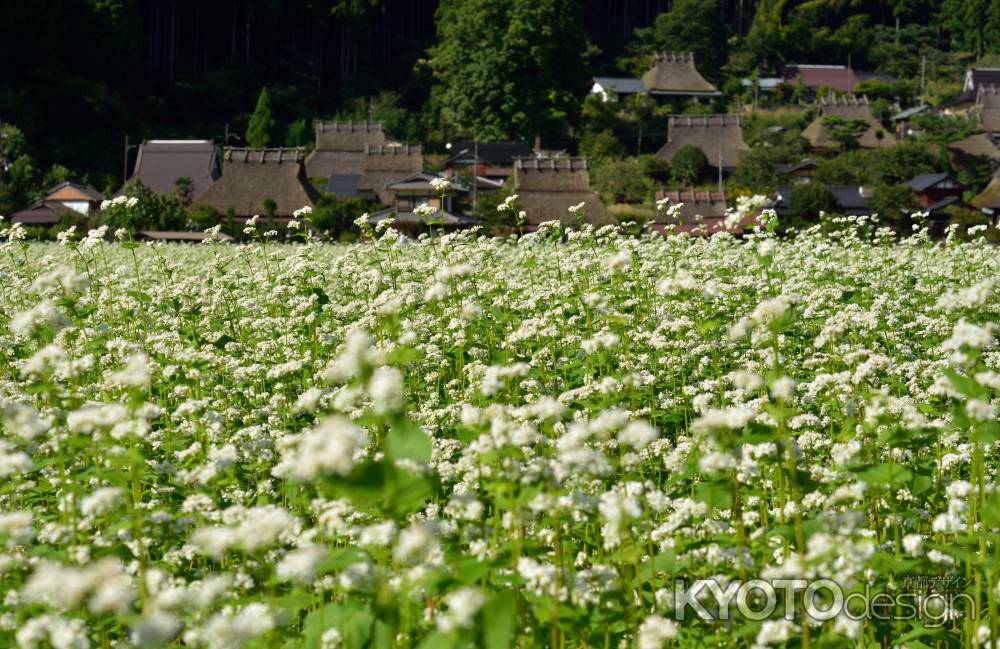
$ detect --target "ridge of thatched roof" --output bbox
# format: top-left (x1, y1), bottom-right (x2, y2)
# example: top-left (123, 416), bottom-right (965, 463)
top-left (977, 85), bottom-right (1000, 132)
top-left (972, 171), bottom-right (1000, 209)
top-left (305, 120), bottom-right (388, 179)
top-left (655, 114), bottom-right (748, 171)
top-left (802, 95), bottom-right (895, 149)
top-left (653, 190), bottom-right (728, 222)
top-left (357, 145), bottom-right (425, 204)
top-left (947, 132), bottom-right (1000, 162)
top-left (195, 147), bottom-right (320, 218)
top-left (512, 158), bottom-right (612, 225)
top-left (641, 52), bottom-right (720, 95)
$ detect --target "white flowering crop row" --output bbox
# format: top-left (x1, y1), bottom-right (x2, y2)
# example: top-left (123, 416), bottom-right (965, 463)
top-left (0, 221), bottom-right (999, 648)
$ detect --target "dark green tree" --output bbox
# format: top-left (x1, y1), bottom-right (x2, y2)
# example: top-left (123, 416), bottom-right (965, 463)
top-left (868, 184), bottom-right (919, 229)
top-left (822, 117), bottom-right (869, 152)
top-left (788, 182), bottom-right (839, 227)
top-left (246, 87), bottom-right (278, 148)
top-left (427, 0), bottom-right (589, 139)
top-left (579, 130), bottom-right (626, 162)
top-left (671, 145), bottom-right (708, 186)
top-left (592, 159), bottom-right (653, 204)
top-left (632, 0), bottom-right (728, 80)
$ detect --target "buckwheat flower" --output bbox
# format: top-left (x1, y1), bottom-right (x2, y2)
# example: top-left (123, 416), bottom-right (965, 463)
top-left (10, 301), bottom-right (71, 337)
top-left (132, 611), bottom-right (182, 647)
top-left (830, 440), bottom-right (861, 466)
top-left (235, 506), bottom-right (297, 552)
top-left (927, 549), bottom-right (954, 566)
top-left (80, 487), bottom-right (123, 517)
top-left (368, 366), bottom-right (404, 415)
top-left (293, 205), bottom-right (313, 219)
top-left (191, 526), bottom-right (238, 559)
top-left (272, 416), bottom-right (368, 480)
top-left (294, 387), bottom-right (324, 413)
top-left (770, 376), bottom-right (795, 400)
top-left (619, 420), bottom-right (658, 450)
top-left (322, 331), bottom-right (374, 383)
top-left (275, 545), bottom-right (325, 584)
top-left (902, 533), bottom-right (924, 556)
top-left (754, 620), bottom-right (799, 647)
top-left (195, 602), bottom-right (275, 649)
top-left (690, 407), bottom-right (755, 434)
top-left (57, 226), bottom-right (78, 245)
top-left (429, 177), bottom-right (451, 192)
top-left (606, 249), bottom-right (631, 272)
top-left (16, 614), bottom-right (89, 649)
top-left (3, 404), bottom-right (51, 440)
top-left (567, 201), bottom-right (586, 214)
top-left (966, 398), bottom-right (996, 422)
top-left (0, 511), bottom-right (34, 545)
top-left (638, 615), bottom-right (678, 649)
top-left (436, 587), bottom-right (484, 632)
top-left (321, 629), bottom-right (343, 649)
top-left (0, 442), bottom-right (32, 477)
top-left (393, 522), bottom-right (432, 565)
top-left (114, 228), bottom-right (128, 240)
top-left (414, 204), bottom-right (438, 219)
top-left (108, 352), bottom-right (151, 389)
top-left (942, 319), bottom-right (995, 361)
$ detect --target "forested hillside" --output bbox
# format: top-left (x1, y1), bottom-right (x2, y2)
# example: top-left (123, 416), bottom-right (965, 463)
top-left (1, 0), bottom-right (998, 197)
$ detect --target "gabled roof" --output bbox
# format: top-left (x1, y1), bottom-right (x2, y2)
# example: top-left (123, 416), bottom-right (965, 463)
top-left (9, 202), bottom-right (82, 225)
top-left (782, 65), bottom-right (858, 93)
top-left (592, 77), bottom-right (647, 95)
top-left (444, 141), bottom-right (534, 166)
top-left (774, 158), bottom-right (818, 174)
top-left (891, 104), bottom-right (929, 121)
top-left (358, 145), bottom-right (425, 205)
top-left (775, 185), bottom-right (873, 214)
top-left (973, 171), bottom-right (1000, 210)
top-left (130, 140), bottom-right (220, 199)
top-left (802, 95), bottom-right (895, 149)
top-left (45, 182), bottom-right (102, 203)
top-left (386, 171), bottom-right (468, 193)
top-left (655, 115), bottom-right (748, 171)
top-left (906, 173), bottom-right (963, 193)
top-left (305, 121), bottom-right (387, 179)
top-left (322, 174), bottom-right (361, 197)
top-left (653, 190), bottom-right (728, 222)
top-left (925, 195), bottom-right (962, 214)
top-left (641, 52), bottom-right (720, 96)
top-left (367, 207), bottom-right (477, 228)
top-left (194, 147), bottom-right (321, 218)
top-left (965, 68), bottom-right (1000, 93)
top-left (513, 158), bottom-right (612, 225)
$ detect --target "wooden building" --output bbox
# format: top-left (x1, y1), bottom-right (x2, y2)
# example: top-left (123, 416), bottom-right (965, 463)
top-left (358, 144), bottom-right (424, 205)
top-left (802, 95), bottom-right (895, 152)
top-left (655, 115), bottom-right (748, 173)
top-left (304, 120), bottom-right (387, 183)
top-left (366, 172), bottom-right (476, 231)
top-left (588, 52), bottom-right (720, 102)
top-left (513, 158), bottom-right (612, 227)
top-left (129, 140), bottom-right (220, 199)
top-left (10, 182), bottom-right (102, 226)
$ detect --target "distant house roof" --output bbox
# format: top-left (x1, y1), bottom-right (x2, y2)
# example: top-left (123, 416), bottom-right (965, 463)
top-left (512, 158), bottom-right (612, 226)
top-left (9, 181), bottom-right (103, 225)
top-left (891, 104), bottom-right (929, 121)
top-left (358, 145), bottom-right (425, 205)
top-left (802, 95), bottom-right (895, 150)
top-left (591, 77), bottom-right (647, 97)
top-left (946, 132), bottom-right (1000, 162)
top-left (741, 77), bottom-right (784, 91)
top-left (386, 171), bottom-right (468, 193)
top-left (965, 68), bottom-right (1000, 93)
top-left (655, 114), bottom-right (748, 171)
top-left (130, 140), bottom-right (220, 199)
top-left (906, 173), bottom-right (964, 193)
top-left (774, 158), bottom-right (818, 174)
top-left (444, 141), bottom-right (533, 167)
top-left (774, 185), bottom-right (874, 215)
top-left (641, 52), bottom-right (720, 96)
top-left (925, 195), bottom-right (963, 216)
top-left (46, 182), bottom-right (103, 203)
top-left (973, 170), bottom-right (1000, 210)
top-left (653, 190), bottom-right (728, 222)
top-left (367, 207), bottom-right (477, 228)
top-left (134, 230), bottom-right (234, 242)
top-left (9, 202), bottom-right (80, 226)
top-left (782, 65), bottom-right (859, 93)
top-left (976, 85), bottom-right (1000, 132)
top-left (304, 121), bottom-right (387, 179)
top-left (194, 147), bottom-right (321, 218)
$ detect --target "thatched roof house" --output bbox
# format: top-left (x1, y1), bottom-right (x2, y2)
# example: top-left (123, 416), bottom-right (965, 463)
top-left (304, 120), bottom-right (387, 180)
top-left (973, 169), bottom-right (1000, 212)
top-left (513, 158), bottom-right (612, 226)
top-left (976, 85), bottom-right (1000, 133)
top-left (641, 53), bottom-right (720, 98)
top-left (129, 140), bottom-right (220, 199)
top-left (195, 147), bottom-right (321, 219)
top-left (655, 115), bottom-right (748, 172)
top-left (358, 144), bottom-right (424, 205)
top-left (947, 132), bottom-right (1000, 164)
top-left (802, 95), bottom-right (895, 150)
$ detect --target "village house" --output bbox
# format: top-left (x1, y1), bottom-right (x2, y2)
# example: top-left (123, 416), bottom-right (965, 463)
top-left (655, 115), bottom-right (748, 174)
top-left (366, 172), bottom-right (477, 232)
top-left (802, 95), bottom-right (895, 152)
top-left (589, 52), bottom-right (720, 103)
top-left (973, 169), bottom-right (1000, 217)
top-left (947, 132), bottom-right (1000, 166)
top-left (358, 144), bottom-right (425, 205)
top-left (774, 158), bottom-right (819, 183)
top-left (940, 68), bottom-right (1000, 114)
top-left (649, 190), bottom-right (743, 236)
top-left (906, 173), bottom-right (967, 219)
top-left (782, 64), bottom-right (858, 94)
top-left (443, 141), bottom-right (533, 182)
top-left (305, 120), bottom-right (387, 195)
top-left (10, 182), bottom-right (102, 226)
top-left (128, 140), bottom-right (220, 200)
top-left (975, 85), bottom-right (1000, 136)
top-left (194, 147), bottom-right (320, 222)
top-left (512, 157), bottom-right (611, 227)
top-left (771, 185), bottom-right (876, 217)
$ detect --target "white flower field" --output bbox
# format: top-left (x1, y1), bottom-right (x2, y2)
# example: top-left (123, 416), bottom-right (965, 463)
top-left (1, 220), bottom-right (1000, 648)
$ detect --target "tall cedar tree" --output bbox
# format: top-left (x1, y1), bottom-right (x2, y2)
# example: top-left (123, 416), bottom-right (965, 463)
top-left (246, 88), bottom-right (278, 149)
top-left (427, 0), bottom-right (589, 140)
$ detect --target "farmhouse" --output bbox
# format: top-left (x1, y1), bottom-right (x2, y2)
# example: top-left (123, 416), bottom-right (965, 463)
top-left (947, 132), bottom-right (1000, 165)
top-left (802, 95), bottom-right (895, 151)
top-left (588, 52), bottom-right (720, 102)
top-left (782, 64), bottom-right (858, 93)
top-left (357, 144), bottom-right (425, 205)
top-left (128, 140), bottom-right (220, 200)
top-left (771, 185), bottom-right (876, 217)
top-left (975, 85), bottom-right (1000, 134)
top-left (655, 115), bottom-right (748, 173)
top-left (443, 141), bottom-right (533, 181)
top-left (367, 172), bottom-right (476, 231)
top-left (305, 120), bottom-right (387, 193)
top-left (10, 182), bottom-right (102, 226)
top-left (973, 170), bottom-right (1000, 215)
top-left (194, 147), bottom-right (320, 221)
top-left (906, 173), bottom-right (967, 218)
top-left (513, 158), bottom-right (611, 226)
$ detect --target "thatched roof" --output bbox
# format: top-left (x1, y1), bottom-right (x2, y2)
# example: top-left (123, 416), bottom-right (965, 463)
top-left (802, 95), bottom-right (895, 150)
top-left (947, 132), bottom-right (1000, 162)
top-left (973, 170), bottom-right (1000, 210)
top-left (358, 145), bottom-right (424, 205)
top-left (976, 85), bottom-right (1000, 132)
top-left (513, 158), bottom-right (612, 225)
top-left (195, 147), bottom-right (321, 218)
top-left (304, 121), bottom-right (387, 178)
top-left (130, 140), bottom-right (220, 199)
top-left (135, 230), bottom-right (234, 242)
top-left (655, 115), bottom-right (748, 171)
top-left (641, 53), bottom-right (720, 96)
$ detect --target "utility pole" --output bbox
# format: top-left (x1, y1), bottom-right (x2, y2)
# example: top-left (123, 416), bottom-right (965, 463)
top-left (637, 128), bottom-right (643, 157)
top-left (472, 139), bottom-right (478, 215)
top-left (920, 55), bottom-right (927, 104)
top-left (718, 147), bottom-right (723, 194)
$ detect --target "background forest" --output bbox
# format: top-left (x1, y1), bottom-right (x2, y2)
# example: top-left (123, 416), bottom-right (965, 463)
top-left (1, 0), bottom-right (999, 208)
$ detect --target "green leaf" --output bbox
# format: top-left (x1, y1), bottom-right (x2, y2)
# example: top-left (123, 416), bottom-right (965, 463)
top-left (852, 463), bottom-right (912, 485)
top-left (417, 631), bottom-right (459, 649)
top-left (943, 369), bottom-right (986, 399)
top-left (481, 590), bottom-right (516, 649)
top-left (385, 419), bottom-right (432, 463)
top-left (303, 602), bottom-right (374, 649)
